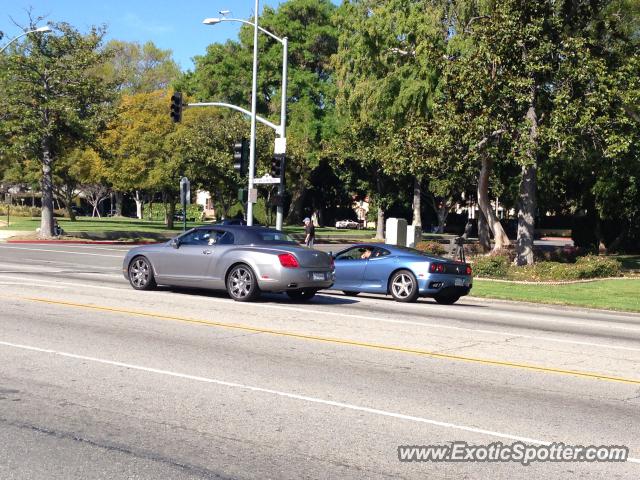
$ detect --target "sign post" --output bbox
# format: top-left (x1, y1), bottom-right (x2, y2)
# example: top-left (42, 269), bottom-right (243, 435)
top-left (180, 177), bottom-right (190, 232)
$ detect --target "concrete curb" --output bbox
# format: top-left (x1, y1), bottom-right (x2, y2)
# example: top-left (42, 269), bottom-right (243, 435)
top-left (474, 276), bottom-right (637, 285)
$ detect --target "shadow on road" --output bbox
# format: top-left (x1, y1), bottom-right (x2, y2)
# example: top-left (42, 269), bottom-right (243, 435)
top-left (318, 290), bottom-right (487, 308)
top-left (156, 286), bottom-right (360, 305)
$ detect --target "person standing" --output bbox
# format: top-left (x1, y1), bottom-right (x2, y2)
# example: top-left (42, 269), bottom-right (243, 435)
top-left (303, 217), bottom-right (315, 247)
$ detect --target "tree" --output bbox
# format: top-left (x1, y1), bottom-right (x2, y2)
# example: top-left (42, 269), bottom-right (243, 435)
top-left (179, 0), bottom-right (339, 224)
top-left (101, 90), bottom-right (175, 222)
top-left (0, 20), bottom-right (114, 237)
top-left (100, 40), bottom-right (180, 94)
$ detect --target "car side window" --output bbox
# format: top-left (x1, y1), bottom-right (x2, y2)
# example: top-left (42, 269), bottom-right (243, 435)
top-left (216, 231), bottom-right (234, 245)
top-left (180, 230), bottom-right (215, 246)
top-left (336, 246), bottom-right (374, 261)
top-left (372, 248), bottom-right (390, 258)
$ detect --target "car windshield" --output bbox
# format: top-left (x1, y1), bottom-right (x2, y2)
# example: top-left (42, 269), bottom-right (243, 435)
top-left (256, 232), bottom-right (298, 244)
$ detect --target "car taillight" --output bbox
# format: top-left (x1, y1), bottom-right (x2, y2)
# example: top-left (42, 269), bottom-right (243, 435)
top-left (329, 255), bottom-right (335, 270)
top-left (278, 253), bottom-right (299, 268)
top-left (466, 265), bottom-right (472, 275)
top-left (429, 263), bottom-right (445, 273)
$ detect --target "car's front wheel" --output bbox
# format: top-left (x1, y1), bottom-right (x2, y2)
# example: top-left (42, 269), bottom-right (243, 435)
top-left (128, 256), bottom-right (157, 290)
top-left (226, 264), bottom-right (261, 302)
top-left (434, 294), bottom-right (461, 305)
top-left (389, 270), bottom-right (419, 303)
top-left (286, 288), bottom-right (318, 301)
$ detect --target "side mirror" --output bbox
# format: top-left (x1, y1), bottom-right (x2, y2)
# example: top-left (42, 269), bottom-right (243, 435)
top-left (171, 239), bottom-right (180, 249)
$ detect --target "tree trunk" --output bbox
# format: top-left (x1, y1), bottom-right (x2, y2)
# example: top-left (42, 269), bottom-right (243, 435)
top-left (412, 176), bottom-right (422, 228)
top-left (39, 139), bottom-right (55, 238)
top-left (477, 209), bottom-right (491, 252)
top-left (134, 190), bottom-right (144, 219)
top-left (166, 195), bottom-right (175, 229)
top-left (516, 99), bottom-right (539, 266)
top-left (375, 206), bottom-right (385, 240)
top-left (477, 155), bottom-right (510, 251)
top-left (114, 191), bottom-right (124, 216)
top-left (285, 184), bottom-right (306, 225)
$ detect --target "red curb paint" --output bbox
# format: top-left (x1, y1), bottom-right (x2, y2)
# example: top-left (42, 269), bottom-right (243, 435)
top-left (6, 240), bottom-right (163, 245)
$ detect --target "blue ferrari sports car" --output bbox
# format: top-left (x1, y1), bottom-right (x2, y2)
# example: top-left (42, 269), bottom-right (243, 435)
top-left (330, 244), bottom-right (472, 304)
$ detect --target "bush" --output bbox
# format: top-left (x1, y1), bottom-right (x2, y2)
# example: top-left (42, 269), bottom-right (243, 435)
top-left (508, 256), bottom-right (621, 281)
top-left (473, 255), bottom-right (510, 278)
top-left (0, 204), bottom-right (41, 217)
top-left (415, 241), bottom-right (446, 256)
top-left (573, 255), bottom-right (621, 279)
top-left (534, 245), bottom-right (581, 263)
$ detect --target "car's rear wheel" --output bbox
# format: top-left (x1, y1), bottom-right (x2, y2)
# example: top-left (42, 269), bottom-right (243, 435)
top-left (434, 294), bottom-right (460, 305)
top-left (226, 264), bottom-right (261, 302)
top-left (343, 291), bottom-right (360, 296)
top-left (128, 256), bottom-right (157, 290)
top-left (287, 288), bottom-right (317, 301)
top-left (389, 270), bottom-right (419, 303)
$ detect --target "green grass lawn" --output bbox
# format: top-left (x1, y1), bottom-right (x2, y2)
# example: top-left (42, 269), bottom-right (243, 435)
top-left (1, 216), bottom-right (374, 238)
top-left (471, 278), bottom-right (640, 312)
top-left (1, 216), bottom-right (207, 233)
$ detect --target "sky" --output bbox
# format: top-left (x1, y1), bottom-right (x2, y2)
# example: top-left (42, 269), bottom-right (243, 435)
top-left (0, 0), bottom-right (338, 71)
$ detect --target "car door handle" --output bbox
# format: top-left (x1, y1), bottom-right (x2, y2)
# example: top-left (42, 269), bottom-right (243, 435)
top-left (202, 250), bottom-right (213, 255)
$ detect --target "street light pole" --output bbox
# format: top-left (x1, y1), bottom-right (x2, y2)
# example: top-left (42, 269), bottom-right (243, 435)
top-left (275, 37), bottom-right (288, 231)
top-left (247, 0), bottom-right (260, 227)
top-left (202, 12), bottom-right (288, 230)
top-left (0, 26), bottom-right (52, 54)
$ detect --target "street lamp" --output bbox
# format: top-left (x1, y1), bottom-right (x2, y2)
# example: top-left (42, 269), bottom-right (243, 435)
top-left (0, 26), bottom-right (52, 54)
top-left (203, 9), bottom-right (288, 230)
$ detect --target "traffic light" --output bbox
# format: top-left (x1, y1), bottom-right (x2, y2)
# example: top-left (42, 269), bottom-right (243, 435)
top-left (271, 153), bottom-right (285, 179)
top-left (233, 139), bottom-right (249, 176)
top-left (170, 92), bottom-right (183, 123)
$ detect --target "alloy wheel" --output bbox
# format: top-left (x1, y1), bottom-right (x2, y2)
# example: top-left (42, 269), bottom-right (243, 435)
top-left (130, 258), bottom-right (151, 288)
top-left (391, 273), bottom-right (414, 298)
top-left (229, 267), bottom-right (254, 299)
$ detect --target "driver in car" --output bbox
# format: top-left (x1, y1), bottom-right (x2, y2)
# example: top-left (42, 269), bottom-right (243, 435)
top-left (360, 248), bottom-right (373, 259)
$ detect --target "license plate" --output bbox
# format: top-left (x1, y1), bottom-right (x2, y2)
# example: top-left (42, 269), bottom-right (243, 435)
top-left (313, 272), bottom-right (326, 281)
top-left (455, 278), bottom-right (464, 287)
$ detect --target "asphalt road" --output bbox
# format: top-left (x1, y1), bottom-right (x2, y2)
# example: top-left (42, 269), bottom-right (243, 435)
top-left (0, 242), bottom-right (638, 479)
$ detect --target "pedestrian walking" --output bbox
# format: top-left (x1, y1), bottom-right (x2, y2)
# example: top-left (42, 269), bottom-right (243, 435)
top-left (303, 217), bottom-right (315, 247)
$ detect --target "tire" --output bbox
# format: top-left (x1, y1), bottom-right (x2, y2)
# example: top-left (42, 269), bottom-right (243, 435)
top-left (286, 288), bottom-right (318, 301)
top-left (343, 291), bottom-right (360, 296)
top-left (226, 264), bottom-right (261, 302)
top-left (128, 256), bottom-right (157, 291)
top-left (434, 294), bottom-right (461, 305)
top-left (389, 269), bottom-right (419, 303)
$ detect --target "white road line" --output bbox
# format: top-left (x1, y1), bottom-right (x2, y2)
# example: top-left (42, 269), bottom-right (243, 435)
top-left (0, 259), bottom-right (119, 271)
top-left (0, 245), bottom-right (122, 258)
top-left (2, 275), bottom-right (640, 353)
top-left (1, 339), bottom-right (637, 463)
top-left (0, 276), bottom-right (126, 291)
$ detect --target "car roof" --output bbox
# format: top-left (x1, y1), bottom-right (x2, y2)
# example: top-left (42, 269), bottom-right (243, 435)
top-left (191, 225), bottom-right (293, 245)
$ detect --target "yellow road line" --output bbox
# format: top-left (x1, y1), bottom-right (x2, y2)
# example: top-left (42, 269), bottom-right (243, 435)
top-left (16, 295), bottom-right (640, 386)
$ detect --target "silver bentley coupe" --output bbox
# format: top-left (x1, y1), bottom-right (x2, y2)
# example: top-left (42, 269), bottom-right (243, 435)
top-left (122, 226), bottom-right (334, 302)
